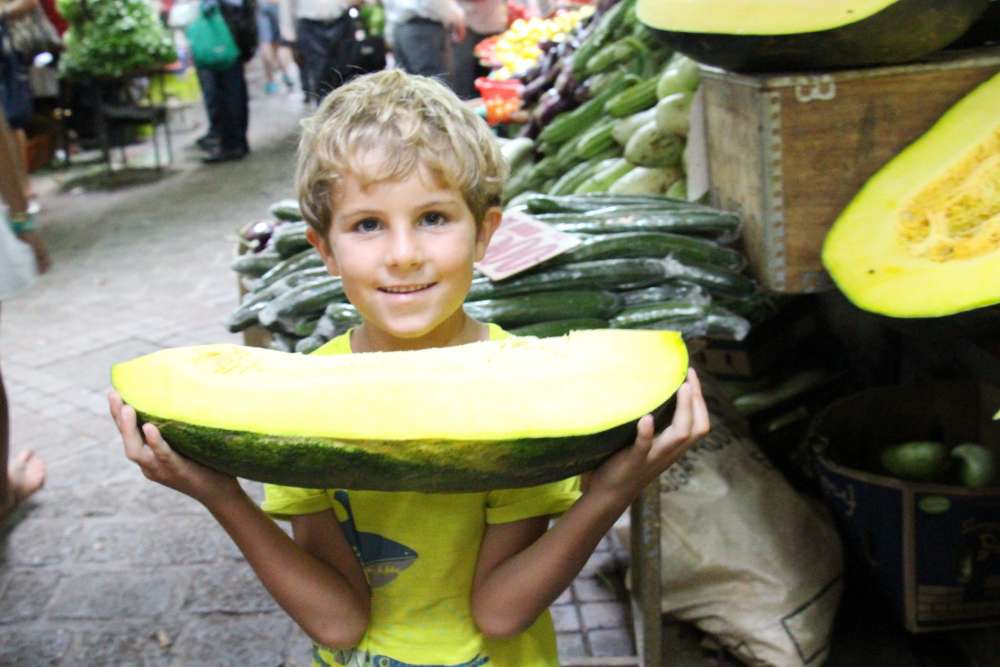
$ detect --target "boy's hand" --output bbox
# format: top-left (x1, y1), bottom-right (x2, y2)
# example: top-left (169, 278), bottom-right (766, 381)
top-left (585, 369), bottom-right (710, 505)
top-left (108, 391), bottom-right (240, 507)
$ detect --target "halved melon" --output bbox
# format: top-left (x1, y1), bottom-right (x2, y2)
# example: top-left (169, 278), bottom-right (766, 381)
top-left (822, 72), bottom-right (1000, 319)
top-left (637, 0), bottom-right (990, 71)
top-left (111, 330), bottom-right (689, 491)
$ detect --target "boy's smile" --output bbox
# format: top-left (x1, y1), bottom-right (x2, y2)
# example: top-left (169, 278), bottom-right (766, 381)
top-left (307, 164), bottom-right (501, 352)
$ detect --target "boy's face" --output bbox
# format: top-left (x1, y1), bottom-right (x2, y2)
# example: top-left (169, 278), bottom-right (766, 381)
top-left (307, 166), bottom-right (500, 349)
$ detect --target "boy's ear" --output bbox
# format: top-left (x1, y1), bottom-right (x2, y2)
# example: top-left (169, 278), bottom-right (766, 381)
top-left (306, 226), bottom-right (340, 276)
top-left (474, 207), bottom-right (503, 262)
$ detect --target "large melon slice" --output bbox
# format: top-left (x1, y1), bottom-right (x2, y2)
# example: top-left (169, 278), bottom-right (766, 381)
top-left (111, 330), bottom-right (689, 491)
top-left (822, 72), bottom-right (1000, 320)
top-left (637, 0), bottom-right (990, 71)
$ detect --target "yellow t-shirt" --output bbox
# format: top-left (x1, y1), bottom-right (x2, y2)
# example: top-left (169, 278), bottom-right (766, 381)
top-left (262, 325), bottom-right (582, 667)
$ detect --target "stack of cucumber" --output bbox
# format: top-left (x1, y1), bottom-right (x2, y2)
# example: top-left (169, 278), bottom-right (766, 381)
top-left (504, 0), bottom-right (700, 203)
top-left (227, 194), bottom-right (776, 354)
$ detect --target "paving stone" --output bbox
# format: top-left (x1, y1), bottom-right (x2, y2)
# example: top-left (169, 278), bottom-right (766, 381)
top-left (171, 613), bottom-right (293, 667)
top-left (580, 601), bottom-right (629, 630)
top-left (48, 571), bottom-right (181, 619)
top-left (550, 603), bottom-right (581, 632)
top-left (581, 548), bottom-right (621, 577)
top-left (0, 519), bottom-right (76, 567)
top-left (556, 632), bottom-right (587, 658)
top-left (284, 627), bottom-right (316, 667)
top-left (25, 482), bottom-right (123, 519)
top-left (588, 627), bottom-right (635, 657)
top-left (0, 568), bottom-right (61, 623)
top-left (71, 516), bottom-right (220, 566)
top-left (183, 563), bottom-right (280, 614)
top-left (0, 627), bottom-right (73, 666)
top-left (573, 575), bottom-right (621, 602)
top-left (59, 622), bottom-right (179, 667)
top-left (38, 338), bottom-right (164, 393)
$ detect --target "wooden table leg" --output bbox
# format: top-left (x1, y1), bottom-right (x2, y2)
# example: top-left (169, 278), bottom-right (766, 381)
top-left (630, 481), bottom-right (663, 667)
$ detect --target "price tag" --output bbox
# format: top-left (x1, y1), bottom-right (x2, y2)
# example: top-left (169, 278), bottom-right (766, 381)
top-left (475, 211), bottom-right (581, 281)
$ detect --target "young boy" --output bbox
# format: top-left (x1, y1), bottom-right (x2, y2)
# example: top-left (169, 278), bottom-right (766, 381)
top-left (108, 70), bottom-right (710, 667)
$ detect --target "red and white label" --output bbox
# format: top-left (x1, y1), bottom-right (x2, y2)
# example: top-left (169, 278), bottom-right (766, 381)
top-left (475, 211), bottom-right (581, 281)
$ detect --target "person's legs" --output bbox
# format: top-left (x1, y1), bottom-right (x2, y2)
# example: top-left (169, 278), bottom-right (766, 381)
top-left (393, 19), bottom-right (447, 80)
top-left (317, 13), bottom-right (356, 94)
top-left (449, 29), bottom-right (489, 100)
top-left (0, 307), bottom-right (46, 521)
top-left (195, 66), bottom-right (221, 148)
top-left (297, 18), bottom-right (326, 104)
top-left (204, 62), bottom-right (249, 160)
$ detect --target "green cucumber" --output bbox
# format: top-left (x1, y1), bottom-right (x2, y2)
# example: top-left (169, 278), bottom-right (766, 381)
top-left (605, 75), bottom-right (660, 118)
top-left (584, 37), bottom-right (639, 76)
top-left (609, 300), bottom-right (707, 328)
top-left (575, 120), bottom-right (618, 159)
top-left (465, 290), bottom-right (624, 327)
top-left (621, 282), bottom-right (709, 307)
top-left (269, 332), bottom-right (299, 353)
top-left (571, 0), bottom-right (634, 77)
top-left (227, 300), bottom-right (269, 333)
top-left (500, 137), bottom-right (535, 172)
top-left (258, 276), bottom-right (345, 326)
top-left (704, 305), bottom-right (751, 341)
top-left (732, 368), bottom-right (832, 417)
top-left (662, 257), bottom-right (758, 298)
top-left (551, 210), bottom-right (742, 240)
top-left (548, 152), bottom-right (619, 197)
top-left (523, 193), bottom-right (701, 215)
top-left (612, 107), bottom-right (657, 146)
top-left (271, 222), bottom-right (311, 258)
top-left (269, 199), bottom-right (302, 221)
top-left (574, 159), bottom-right (635, 195)
top-left (231, 251), bottom-right (283, 277)
top-left (256, 248), bottom-right (324, 289)
top-left (539, 70), bottom-right (635, 145)
top-left (542, 232), bottom-right (745, 272)
top-left (951, 443), bottom-right (995, 489)
top-left (624, 122), bottom-right (684, 168)
top-left (274, 315), bottom-right (321, 338)
top-left (880, 441), bottom-right (950, 482)
top-left (467, 258), bottom-right (669, 301)
top-left (511, 318), bottom-right (609, 337)
top-left (609, 166), bottom-right (683, 195)
top-left (655, 91), bottom-right (695, 136)
top-left (295, 335), bottom-right (329, 354)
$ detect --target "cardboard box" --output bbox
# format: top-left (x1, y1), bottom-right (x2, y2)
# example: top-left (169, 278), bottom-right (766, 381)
top-left (811, 382), bottom-right (1000, 632)
top-left (699, 47), bottom-right (1000, 293)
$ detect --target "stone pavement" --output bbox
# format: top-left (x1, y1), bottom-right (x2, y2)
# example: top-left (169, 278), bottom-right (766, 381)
top-left (0, 68), bottom-right (643, 666)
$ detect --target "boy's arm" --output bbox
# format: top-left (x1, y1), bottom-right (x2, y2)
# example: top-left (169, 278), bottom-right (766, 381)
top-left (109, 392), bottom-right (370, 648)
top-left (470, 369), bottom-right (710, 639)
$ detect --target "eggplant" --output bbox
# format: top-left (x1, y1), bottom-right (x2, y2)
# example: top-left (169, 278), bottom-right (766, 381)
top-left (554, 66), bottom-right (579, 98)
top-left (534, 90), bottom-right (575, 125)
top-left (521, 56), bottom-right (562, 105)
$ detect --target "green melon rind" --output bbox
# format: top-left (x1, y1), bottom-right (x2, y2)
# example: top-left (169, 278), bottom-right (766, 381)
top-left (143, 399), bottom-right (676, 492)
top-left (639, 0), bottom-right (989, 72)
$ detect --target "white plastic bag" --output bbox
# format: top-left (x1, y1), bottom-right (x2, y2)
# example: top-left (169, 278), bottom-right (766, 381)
top-left (624, 369), bottom-right (845, 666)
top-left (0, 219), bottom-right (37, 300)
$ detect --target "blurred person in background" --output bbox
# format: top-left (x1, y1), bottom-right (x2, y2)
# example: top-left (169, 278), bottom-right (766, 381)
top-left (0, 107), bottom-right (47, 525)
top-left (0, 0), bottom-right (40, 204)
top-left (384, 0), bottom-right (464, 81)
top-left (448, 0), bottom-right (505, 99)
top-left (258, 0), bottom-right (294, 94)
top-left (295, 0), bottom-right (355, 104)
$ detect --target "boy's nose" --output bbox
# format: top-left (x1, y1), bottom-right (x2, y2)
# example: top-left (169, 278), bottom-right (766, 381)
top-left (385, 228), bottom-right (424, 268)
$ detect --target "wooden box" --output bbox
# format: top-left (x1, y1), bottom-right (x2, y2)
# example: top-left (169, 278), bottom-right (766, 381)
top-left (699, 47), bottom-right (1000, 293)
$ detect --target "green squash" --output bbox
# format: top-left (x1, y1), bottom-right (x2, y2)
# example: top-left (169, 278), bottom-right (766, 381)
top-left (111, 330), bottom-right (689, 491)
top-left (822, 72), bottom-right (1000, 320)
top-left (637, 0), bottom-right (990, 71)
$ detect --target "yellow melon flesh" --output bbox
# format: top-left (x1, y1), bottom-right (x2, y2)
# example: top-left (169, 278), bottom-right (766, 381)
top-left (822, 72), bottom-right (1000, 318)
top-left (111, 329), bottom-right (689, 441)
top-left (637, 0), bottom-right (898, 35)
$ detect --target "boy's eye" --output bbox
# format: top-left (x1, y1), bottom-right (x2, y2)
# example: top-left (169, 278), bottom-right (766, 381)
top-left (420, 212), bottom-right (446, 226)
top-left (355, 218), bottom-right (382, 233)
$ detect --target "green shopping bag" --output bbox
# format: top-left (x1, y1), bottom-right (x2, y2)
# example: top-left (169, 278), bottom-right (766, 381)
top-left (186, 2), bottom-right (239, 70)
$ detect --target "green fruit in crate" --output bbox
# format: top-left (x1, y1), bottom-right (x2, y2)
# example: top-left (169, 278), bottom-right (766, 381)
top-left (636, 0), bottom-right (990, 71)
top-left (110, 330), bottom-right (689, 491)
top-left (822, 72), bottom-right (1000, 319)
top-left (951, 443), bottom-right (996, 488)
top-left (879, 441), bottom-right (950, 482)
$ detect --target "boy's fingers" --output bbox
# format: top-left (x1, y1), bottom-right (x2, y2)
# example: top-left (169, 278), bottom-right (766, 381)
top-left (668, 382), bottom-right (694, 440)
top-left (118, 405), bottom-right (148, 463)
top-left (687, 370), bottom-right (711, 437)
top-left (142, 423), bottom-right (171, 461)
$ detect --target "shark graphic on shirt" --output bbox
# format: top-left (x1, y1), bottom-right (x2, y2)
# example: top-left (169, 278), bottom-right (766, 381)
top-left (334, 490), bottom-right (418, 587)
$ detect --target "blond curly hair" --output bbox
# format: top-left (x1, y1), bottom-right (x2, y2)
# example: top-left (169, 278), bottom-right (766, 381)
top-left (296, 70), bottom-right (508, 236)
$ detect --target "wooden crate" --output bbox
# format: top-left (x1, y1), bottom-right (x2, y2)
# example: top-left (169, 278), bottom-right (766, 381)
top-left (700, 47), bottom-right (1000, 293)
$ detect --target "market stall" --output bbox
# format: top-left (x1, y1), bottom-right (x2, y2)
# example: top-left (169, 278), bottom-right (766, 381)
top-left (218, 0), bottom-right (1000, 664)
